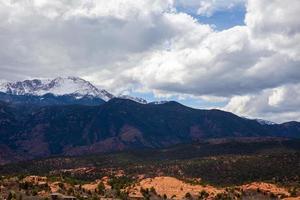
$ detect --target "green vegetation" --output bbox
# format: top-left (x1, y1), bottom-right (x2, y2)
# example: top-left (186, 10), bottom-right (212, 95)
top-left (199, 190), bottom-right (209, 199)
top-left (107, 176), bottom-right (134, 199)
top-left (108, 176), bottom-right (134, 191)
top-left (1, 139), bottom-right (300, 188)
top-left (97, 182), bottom-right (105, 195)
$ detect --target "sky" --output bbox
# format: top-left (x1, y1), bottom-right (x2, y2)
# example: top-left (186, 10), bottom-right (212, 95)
top-left (0, 0), bottom-right (300, 123)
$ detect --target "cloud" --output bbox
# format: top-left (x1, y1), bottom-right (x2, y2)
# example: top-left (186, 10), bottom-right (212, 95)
top-left (175, 0), bottom-right (245, 17)
top-left (245, 0), bottom-right (300, 60)
top-left (225, 83), bottom-right (300, 123)
top-left (0, 0), bottom-right (299, 122)
top-left (222, 0), bottom-right (300, 122)
top-left (0, 0), bottom-right (176, 80)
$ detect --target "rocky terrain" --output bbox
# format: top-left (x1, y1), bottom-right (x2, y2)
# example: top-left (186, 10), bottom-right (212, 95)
top-left (0, 139), bottom-right (300, 199)
top-left (0, 174), bottom-right (299, 200)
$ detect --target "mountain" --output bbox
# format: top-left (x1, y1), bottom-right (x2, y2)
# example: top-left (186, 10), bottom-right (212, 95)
top-left (0, 98), bottom-right (300, 164)
top-left (149, 100), bottom-right (169, 105)
top-left (118, 95), bottom-right (147, 104)
top-left (242, 117), bottom-right (277, 125)
top-left (0, 77), bottom-right (155, 105)
top-left (255, 119), bottom-right (277, 125)
top-left (0, 92), bottom-right (106, 106)
top-left (0, 77), bottom-right (114, 101)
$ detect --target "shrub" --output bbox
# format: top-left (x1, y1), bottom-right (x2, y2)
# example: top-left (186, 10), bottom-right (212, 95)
top-left (97, 182), bottom-right (105, 195)
top-left (185, 192), bottom-right (192, 199)
top-left (199, 190), bottom-right (209, 199)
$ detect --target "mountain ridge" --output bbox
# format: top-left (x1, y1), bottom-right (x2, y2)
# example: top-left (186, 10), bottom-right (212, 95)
top-left (0, 77), bottom-right (114, 101)
top-left (0, 77), bottom-right (300, 165)
top-left (0, 97), bottom-right (300, 164)
top-left (0, 77), bottom-right (150, 104)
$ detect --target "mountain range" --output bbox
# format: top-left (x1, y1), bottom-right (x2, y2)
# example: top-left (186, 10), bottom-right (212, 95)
top-left (0, 77), bottom-right (148, 105)
top-left (0, 77), bottom-right (300, 164)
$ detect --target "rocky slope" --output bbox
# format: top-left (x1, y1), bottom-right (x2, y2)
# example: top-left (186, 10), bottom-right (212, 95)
top-left (0, 175), bottom-right (297, 200)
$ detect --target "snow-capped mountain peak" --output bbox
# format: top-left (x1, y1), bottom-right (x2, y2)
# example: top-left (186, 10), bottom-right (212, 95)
top-left (255, 119), bottom-right (277, 125)
top-left (0, 77), bottom-right (163, 104)
top-left (117, 95), bottom-right (148, 104)
top-left (242, 116), bottom-right (277, 125)
top-left (0, 77), bottom-right (114, 101)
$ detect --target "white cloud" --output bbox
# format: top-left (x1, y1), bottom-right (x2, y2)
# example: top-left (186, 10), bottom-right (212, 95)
top-left (197, 0), bottom-right (245, 16)
top-left (225, 83), bottom-right (300, 123)
top-left (175, 0), bottom-right (245, 17)
top-left (0, 0), bottom-right (177, 80)
top-left (0, 0), bottom-right (299, 122)
top-left (245, 0), bottom-right (300, 60)
top-left (223, 0), bottom-right (300, 122)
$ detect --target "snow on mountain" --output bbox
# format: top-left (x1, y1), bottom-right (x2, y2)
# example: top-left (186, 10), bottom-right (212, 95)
top-left (0, 77), bottom-right (169, 104)
top-left (0, 77), bottom-right (114, 101)
top-left (255, 119), bottom-right (277, 125)
top-left (118, 95), bottom-right (148, 104)
top-left (241, 116), bottom-right (277, 125)
top-left (149, 101), bottom-right (169, 105)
